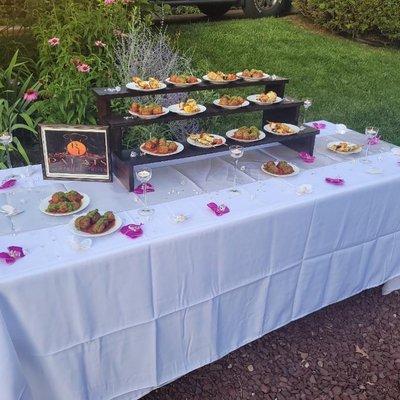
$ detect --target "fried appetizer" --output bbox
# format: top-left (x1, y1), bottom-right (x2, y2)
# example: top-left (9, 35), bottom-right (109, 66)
top-left (233, 126), bottom-right (260, 141)
top-left (268, 122), bottom-right (295, 135)
top-left (328, 142), bottom-right (361, 153)
top-left (75, 215), bottom-right (92, 230)
top-left (169, 74), bottom-right (198, 84)
top-left (263, 160), bottom-right (295, 175)
top-left (142, 138), bottom-right (179, 155)
top-left (131, 76), bottom-right (161, 90)
top-left (188, 132), bottom-right (223, 147)
top-left (179, 99), bottom-right (200, 113)
top-left (87, 209), bottom-right (101, 224)
top-left (130, 102), bottom-right (164, 115)
top-left (218, 94), bottom-right (245, 107)
top-left (242, 69), bottom-right (265, 78)
top-left (46, 190), bottom-right (84, 214)
top-left (206, 71), bottom-right (236, 82)
top-left (74, 210), bottom-right (116, 234)
top-left (257, 91), bottom-right (277, 104)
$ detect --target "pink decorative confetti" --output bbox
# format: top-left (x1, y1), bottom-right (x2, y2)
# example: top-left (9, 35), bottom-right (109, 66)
top-left (325, 177), bottom-right (345, 186)
top-left (312, 122), bottom-right (326, 130)
top-left (299, 152), bottom-right (316, 163)
top-left (120, 224), bottom-right (143, 239)
top-left (0, 246), bottom-right (25, 265)
top-left (133, 183), bottom-right (155, 195)
top-left (0, 179), bottom-right (16, 190)
top-left (207, 202), bottom-right (230, 216)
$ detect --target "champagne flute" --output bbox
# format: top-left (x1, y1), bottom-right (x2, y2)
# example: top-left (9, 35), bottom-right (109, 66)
top-left (229, 145), bottom-right (244, 194)
top-left (301, 99), bottom-right (312, 129)
top-left (136, 168), bottom-right (154, 216)
top-left (0, 131), bottom-right (13, 168)
top-left (362, 126), bottom-right (379, 164)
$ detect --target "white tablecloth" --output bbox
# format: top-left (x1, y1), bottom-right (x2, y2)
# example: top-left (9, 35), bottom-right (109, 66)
top-left (1, 121), bottom-right (400, 400)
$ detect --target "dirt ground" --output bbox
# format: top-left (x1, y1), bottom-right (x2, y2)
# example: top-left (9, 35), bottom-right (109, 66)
top-left (145, 287), bottom-right (400, 399)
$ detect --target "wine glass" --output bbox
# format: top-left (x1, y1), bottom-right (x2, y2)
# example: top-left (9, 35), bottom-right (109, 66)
top-left (0, 131), bottom-right (13, 168)
top-left (362, 126), bottom-right (379, 164)
top-left (301, 99), bottom-right (312, 128)
top-left (136, 167), bottom-right (154, 216)
top-left (229, 145), bottom-right (244, 194)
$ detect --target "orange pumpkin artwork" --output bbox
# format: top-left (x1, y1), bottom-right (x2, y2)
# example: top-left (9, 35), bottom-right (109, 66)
top-left (67, 140), bottom-right (87, 156)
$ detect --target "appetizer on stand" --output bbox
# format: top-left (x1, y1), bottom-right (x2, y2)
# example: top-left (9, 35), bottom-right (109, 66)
top-left (261, 160), bottom-right (299, 177)
top-left (140, 137), bottom-right (184, 156)
top-left (126, 76), bottom-right (166, 91)
top-left (168, 99), bottom-right (206, 116)
top-left (40, 190), bottom-right (90, 216)
top-left (203, 71), bottom-right (238, 84)
top-left (166, 74), bottom-right (201, 87)
top-left (129, 102), bottom-right (169, 120)
top-left (226, 126), bottom-right (265, 142)
top-left (264, 122), bottom-right (300, 136)
top-left (247, 91), bottom-right (282, 105)
top-left (214, 94), bottom-right (249, 109)
top-left (237, 69), bottom-right (269, 81)
top-left (187, 132), bottom-right (226, 148)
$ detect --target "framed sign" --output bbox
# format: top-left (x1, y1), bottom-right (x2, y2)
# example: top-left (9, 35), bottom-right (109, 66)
top-left (39, 124), bottom-right (112, 182)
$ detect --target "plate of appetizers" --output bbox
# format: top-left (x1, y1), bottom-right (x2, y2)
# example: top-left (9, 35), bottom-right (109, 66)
top-left (213, 95), bottom-right (249, 110)
top-left (166, 74), bottom-right (202, 87)
top-left (226, 126), bottom-right (265, 142)
top-left (126, 76), bottom-right (166, 92)
top-left (261, 161), bottom-right (300, 177)
top-left (264, 122), bottom-right (300, 136)
top-left (70, 209), bottom-right (122, 237)
top-left (202, 71), bottom-right (238, 84)
top-left (40, 190), bottom-right (90, 216)
top-left (327, 141), bottom-right (363, 154)
top-left (247, 91), bottom-right (282, 105)
top-left (236, 69), bottom-right (269, 82)
top-left (187, 132), bottom-right (226, 148)
top-left (129, 102), bottom-right (169, 120)
top-left (168, 99), bottom-right (206, 116)
top-left (140, 138), bottom-right (184, 157)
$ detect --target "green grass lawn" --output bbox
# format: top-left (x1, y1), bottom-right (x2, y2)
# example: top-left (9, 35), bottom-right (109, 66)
top-left (169, 17), bottom-right (400, 144)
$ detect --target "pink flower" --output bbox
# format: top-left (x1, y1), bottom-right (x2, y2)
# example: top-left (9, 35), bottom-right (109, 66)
top-left (104, 0), bottom-right (115, 4)
top-left (48, 37), bottom-right (60, 46)
top-left (76, 63), bottom-right (91, 73)
top-left (95, 40), bottom-right (107, 48)
top-left (23, 89), bottom-right (39, 102)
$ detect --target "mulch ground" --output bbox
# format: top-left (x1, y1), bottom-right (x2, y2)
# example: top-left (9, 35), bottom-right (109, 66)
top-left (145, 287), bottom-right (400, 399)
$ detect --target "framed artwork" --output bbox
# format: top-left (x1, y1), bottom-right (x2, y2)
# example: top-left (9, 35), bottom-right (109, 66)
top-left (39, 124), bottom-right (112, 182)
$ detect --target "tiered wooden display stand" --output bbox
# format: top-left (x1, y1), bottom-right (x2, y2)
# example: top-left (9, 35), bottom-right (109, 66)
top-left (93, 77), bottom-right (319, 191)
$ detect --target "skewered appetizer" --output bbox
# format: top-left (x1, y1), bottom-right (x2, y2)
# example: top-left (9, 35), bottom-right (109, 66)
top-left (328, 142), bottom-right (362, 153)
top-left (169, 74), bottom-right (199, 84)
top-left (75, 209), bottom-right (116, 234)
top-left (232, 126), bottom-right (260, 141)
top-left (263, 161), bottom-right (295, 176)
top-left (267, 122), bottom-right (295, 135)
top-left (142, 137), bottom-right (179, 155)
top-left (179, 99), bottom-right (200, 113)
top-left (188, 132), bottom-right (224, 147)
top-left (130, 102), bottom-right (164, 116)
top-left (242, 69), bottom-right (265, 78)
top-left (46, 190), bottom-right (83, 214)
top-left (218, 94), bottom-right (245, 107)
top-left (256, 91), bottom-right (277, 104)
top-left (206, 71), bottom-right (237, 82)
top-left (131, 76), bottom-right (162, 90)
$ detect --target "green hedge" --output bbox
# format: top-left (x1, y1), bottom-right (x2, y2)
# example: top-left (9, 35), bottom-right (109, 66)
top-left (294, 0), bottom-right (400, 43)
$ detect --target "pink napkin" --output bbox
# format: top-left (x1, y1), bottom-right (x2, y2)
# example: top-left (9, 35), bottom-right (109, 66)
top-left (0, 179), bottom-right (16, 190)
top-left (312, 122), bottom-right (326, 130)
top-left (207, 202), bottom-right (230, 216)
top-left (299, 152), bottom-right (315, 163)
top-left (0, 246), bottom-right (25, 265)
top-left (325, 177), bottom-right (345, 186)
top-left (120, 224), bottom-right (143, 239)
top-left (133, 183), bottom-right (155, 195)
top-left (367, 135), bottom-right (381, 145)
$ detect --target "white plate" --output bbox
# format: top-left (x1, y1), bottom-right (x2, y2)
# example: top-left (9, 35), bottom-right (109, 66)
top-left (140, 141), bottom-right (184, 157)
top-left (213, 99), bottom-right (249, 110)
top-left (70, 213), bottom-right (122, 237)
top-left (128, 107), bottom-right (169, 120)
top-left (236, 72), bottom-right (270, 82)
top-left (247, 94), bottom-right (283, 106)
top-left (165, 77), bottom-right (202, 87)
top-left (327, 141), bottom-right (363, 154)
top-left (202, 75), bottom-right (238, 84)
top-left (126, 82), bottom-right (167, 92)
top-left (187, 134), bottom-right (226, 148)
top-left (225, 128), bottom-right (265, 143)
top-left (168, 103), bottom-right (206, 116)
top-left (263, 123), bottom-right (300, 136)
top-left (261, 162), bottom-right (300, 177)
top-left (40, 193), bottom-right (90, 216)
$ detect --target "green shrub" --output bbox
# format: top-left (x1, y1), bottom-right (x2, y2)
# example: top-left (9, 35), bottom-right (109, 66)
top-left (294, 0), bottom-right (400, 43)
top-left (30, 0), bottom-right (156, 125)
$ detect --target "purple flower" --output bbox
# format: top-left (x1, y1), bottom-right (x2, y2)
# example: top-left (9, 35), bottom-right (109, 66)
top-left (23, 89), bottom-right (39, 102)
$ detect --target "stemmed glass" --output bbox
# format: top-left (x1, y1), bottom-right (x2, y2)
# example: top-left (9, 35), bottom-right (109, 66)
top-left (229, 145), bottom-right (244, 194)
top-left (0, 131), bottom-right (13, 168)
top-left (301, 99), bottom-right (312, 129)
top-left (362, 126), bottom-right (379, 164)
top-left (136, 167), bottom-right (154, 216)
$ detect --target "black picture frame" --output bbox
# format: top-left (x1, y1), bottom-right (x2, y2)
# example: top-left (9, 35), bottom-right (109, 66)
top-left (39, 124), bottom-right (112, 182)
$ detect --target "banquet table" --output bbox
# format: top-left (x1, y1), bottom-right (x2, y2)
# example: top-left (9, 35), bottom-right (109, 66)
top-left (1, 120), bottom-right (400, 400)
